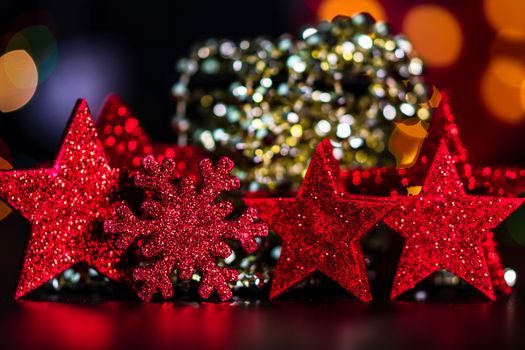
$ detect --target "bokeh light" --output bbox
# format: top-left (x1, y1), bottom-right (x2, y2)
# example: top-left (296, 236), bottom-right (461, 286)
top-left (402, 5), bottom-right (462, 67)
top-left (6, 25), bottom-right (58, 82)
top-left (481, 57), bottom-right (525, 123)
top-left (388, 119), bottom-right (428, 168)
top-left (406, 186), bottom-right (423, 196)
top-left (0, 50), bottom-right (39, 113)
top-left (521, 79), bottom-right (525, 112)
top-left (20, 37), bottom-right (135, 151)
top-left (0, 157), bottom-right (13, 220)
top-left (484, 0), bottom-right (525, 34)
top-left (504, 268), bottom-right (517, 287)
top-left (317, 0), bottom-right (385, 21)
top-left (484, 19), bottom-right (525, 124)
top-left (489, 56), bottom-right (525, 88)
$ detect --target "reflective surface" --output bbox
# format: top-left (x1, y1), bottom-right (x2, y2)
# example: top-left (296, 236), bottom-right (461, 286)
top-left (1, 215), bottom-right (525, 350)
top-left (0, 297), bottom-right (524, 350)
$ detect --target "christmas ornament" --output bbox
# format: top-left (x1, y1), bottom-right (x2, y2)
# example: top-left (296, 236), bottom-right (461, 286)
top-left (97, 95), bottom-right (207, 181)
top-left (383, 139), bottom-right (524, 300)
top-left (345, 96), bottom-right (523, 296)
top-left (0, 100), bottom-right (127, 299)
top-left (104, 155), bottom-right (268, 301)
top-left (172, 13), bottom-right (432, 190)
top-left (245, 139), bottom-right (399, 300)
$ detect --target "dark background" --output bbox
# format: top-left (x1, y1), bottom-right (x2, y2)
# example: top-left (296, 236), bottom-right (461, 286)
top-left (1, 0), bottom-right (525, 164)
top-left (1, 1), bottom-right (525, 349)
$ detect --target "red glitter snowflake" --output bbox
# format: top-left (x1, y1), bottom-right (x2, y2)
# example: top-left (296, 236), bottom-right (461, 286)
top-left (104, 155), bottom-right (268, 301)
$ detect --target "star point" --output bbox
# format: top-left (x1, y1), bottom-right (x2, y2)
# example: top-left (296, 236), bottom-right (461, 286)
top-left (0, 99), bottom-right (126, 299)
top-left (245, 139), bottom-right (399, 301)
top-left (385, 139), bottom-right (524, 300)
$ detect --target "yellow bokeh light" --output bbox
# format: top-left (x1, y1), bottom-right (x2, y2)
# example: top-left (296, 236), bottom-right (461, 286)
top-left (403, 5), bottom-right (462, 67)
top-left (489, 56), bottom-right (525, 88)
top-left (388, 119), bottom-right (428, 168)
top-left (481, 59), bottom-right (525, 123)
top-left (0, 50), bottom-right (38, 113)
top-left (484, 0), bottom-right (525, 34)
top-left (318, 0), bottom-right (386, 21)
top-left (407, 186), bottom-right (423, 196)
top-left (0, 157), bottom-right (13, 220)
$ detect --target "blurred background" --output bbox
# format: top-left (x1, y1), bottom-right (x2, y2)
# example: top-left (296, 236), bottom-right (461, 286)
top-left (1, 0), bottom-right (525, 165)
top-left (2, 2), bottom-right (525, 349)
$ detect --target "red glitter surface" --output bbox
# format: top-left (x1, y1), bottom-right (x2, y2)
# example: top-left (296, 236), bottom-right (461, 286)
top-left (97, 95), bottom-right (207, 182)
top-left (0, 100), bottom-right (127, 299)
top-left (345, 96), bottom-right (524, 296)
top-left (245, 139), bottom-right (400, 301)
top-left (104, 155), bottom-right (268, 301)
top-left (384, 140), bottom-right (524, 300)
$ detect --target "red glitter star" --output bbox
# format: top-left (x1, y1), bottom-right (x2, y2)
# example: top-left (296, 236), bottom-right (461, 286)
top-left (384, 139), bottom-right (525, 300)
top-left (345, 97), bottom-right (523, 296)
top-left (0, 100), bottom-right (125, 299)
top-left (245, 139), bottom-right (399, 301)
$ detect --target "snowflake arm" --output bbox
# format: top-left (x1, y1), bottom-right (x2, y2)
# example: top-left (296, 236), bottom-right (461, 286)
top-left (198, 260), bottom-right (238, 300)
top-left (133, 255), bottom-right (177, 301)
top-left (104, 205), bottom-right (156, 250)
top-left (222, 207), bottom-right (267, 253)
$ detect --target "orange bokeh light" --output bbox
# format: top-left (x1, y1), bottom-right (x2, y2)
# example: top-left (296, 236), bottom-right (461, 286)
top-left (484, 0), bottom-right (525, 34)
top-left (388, 119), bottom-right (428, 168)
top-left (0, 50), bottom-right (38, 113)
top-left (403, 5), bottom-right (462, 67)
top-left (490, 56), bottom-right (525, 88)
top-left (407, 186), bottom-right (423, 196)
top-left (317, 0), bottom-right (385, 21)
top-left (520, 79), bottom-right (525, 112)
top-left (427, 86), bottom-right (442, 108)
top-left (481, 58), bottom-right (525, 124)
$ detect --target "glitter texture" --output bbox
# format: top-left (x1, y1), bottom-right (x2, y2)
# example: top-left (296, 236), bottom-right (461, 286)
top-left (245, 139), bottom-right (399, 300)
top-left (172, 13), bottom-right (432, 190)
top-left (97, 95), bottom-right (207, 181)
top-left (0, 100), bottom-right (126, 299)
top-left (384, 140), bottom-right (525, 300)
top-left (347, 97), bottom-right (522, 295)
top-left (104, 155), bottom-right (268, 301)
